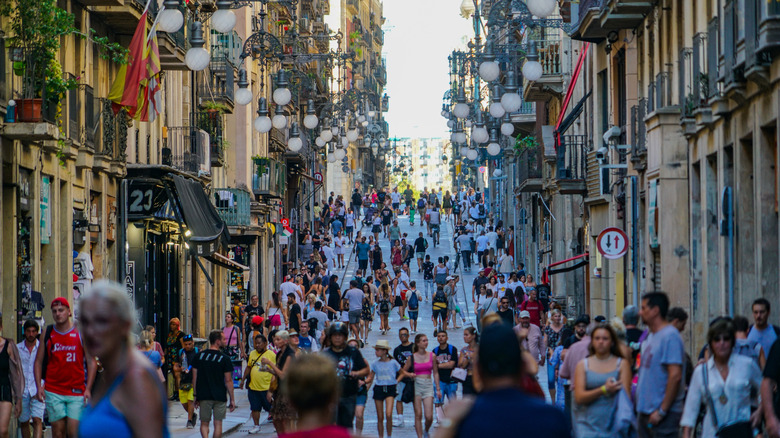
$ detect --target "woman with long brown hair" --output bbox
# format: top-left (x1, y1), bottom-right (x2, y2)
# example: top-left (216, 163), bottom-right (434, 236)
top-left (400, 334), bottom-right (441, 438)
top-left (573, 323), bottom-right (632, 437)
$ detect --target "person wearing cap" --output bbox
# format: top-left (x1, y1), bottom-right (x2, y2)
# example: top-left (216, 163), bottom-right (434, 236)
top-left (368, 339), bottom-right (401, 438)
top-left (515, 310), bottom-right (546, 377)
top-left (34, 297), bottom-right (97, 438)
top-left (442, 323), bottom-right (571, 437)
top-left (323, 322), bottom-right (369, 428)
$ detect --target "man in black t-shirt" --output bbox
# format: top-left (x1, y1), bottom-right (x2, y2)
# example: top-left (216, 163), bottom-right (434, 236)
top-left (323, 322), bottom-right (368, 428)
top-left (562, 315), bottom-right (590, 349)
top-left (287, 293), bottom-right (302, 333)
top-left (377, 190), bottom-right (387, 205)
top-left (496, 297), bottom-right (515, 326)
top-left (351, 189), bottom-right (363, 214)
top-left (433, 330), bottom-right (458, 420)
top-left (392, 328), bottom-right (414, 427)
top-left (242, 295), bottom-right (264, 351)
top-left (192, 330), bottom-right (235, 436)
top-left (381, 205), bottom-right (393, 235)
top-left (471, 270), bottom-right (489, 304)
top-left (413, 232), bottom-right (428, 272)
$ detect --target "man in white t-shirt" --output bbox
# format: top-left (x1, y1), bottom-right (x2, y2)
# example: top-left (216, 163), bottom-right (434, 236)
top-left (485, 227), bottom-right (498, 263)
top-left (390, 188), bottom-right (402, 216)
top-left (475, 231), bottom-right (489, 268)
top-left (344, 280), bottom-right (366, 338)
top-left (280, 277), bottom-right (299, 304)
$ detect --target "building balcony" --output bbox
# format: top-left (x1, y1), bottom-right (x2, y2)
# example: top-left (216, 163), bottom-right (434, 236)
top-left (158, 11), bottom-right (187, 71)
top-left (91, 0), bottom-right (148, 34)
top-left (81, 97), bottom-right (130, 163)
top-left (163, 126), bottom-right (211, 175)
top-left (214, 188), bottom-right (251, 227)
top-left (509, 100), bottom-right (536, 128)
top-left (252, 158), bottom-right (287, 199)
top-left (373, 26), bottom-right (384, 45)
top-left (374, 64), bottom-right (387, 85)
top-left (571, 0), bottom-right (652, 42)
top-left (516, 145), bottom-right (543, 192)
top-left (554, 135), bottom-right (587, 195)
top-left (523, 39), bottom-right (564, 102)
top-left (195, 111), bottom-right (225, 168)
top-left (346, 0), bottom-right (359, 15)
top-left (199, 57), bottom-right (235, 114)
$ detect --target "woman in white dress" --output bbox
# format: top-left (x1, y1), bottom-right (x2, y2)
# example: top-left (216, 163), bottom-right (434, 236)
top-left (334, 231), bottom-right (345, 269)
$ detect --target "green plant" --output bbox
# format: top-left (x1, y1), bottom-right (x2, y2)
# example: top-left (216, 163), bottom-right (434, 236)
top-left (514, 135), bottom-right (539, 153)
top-left (0, 0), bottom-right (128, 101)
top-left (202, 101), bottom-right (230, 113)
top-left (683, 93), bottom-right (696, 118)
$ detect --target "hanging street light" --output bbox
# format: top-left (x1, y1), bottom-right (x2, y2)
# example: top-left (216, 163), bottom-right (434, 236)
top-left (234, 69), bottom-right (253, 106)
top-left (185, 22), bottom-right (210, 71)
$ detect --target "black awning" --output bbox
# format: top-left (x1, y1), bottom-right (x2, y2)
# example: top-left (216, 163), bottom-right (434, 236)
top-left (206, 253), bottom-right (249, 273)
top-left (556, 91), bottom-right (592, 137)
top-left (170, 174), bottom-right (229, 257)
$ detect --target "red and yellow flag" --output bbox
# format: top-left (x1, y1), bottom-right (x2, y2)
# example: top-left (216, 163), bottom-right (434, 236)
top-left (108, 11), bottom-right (152, 118)
top-left (137, 23), bottom-right (162, 122)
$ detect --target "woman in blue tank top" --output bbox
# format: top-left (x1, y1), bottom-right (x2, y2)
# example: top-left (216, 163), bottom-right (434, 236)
top-left (77, 280), bottom-right (170, 438)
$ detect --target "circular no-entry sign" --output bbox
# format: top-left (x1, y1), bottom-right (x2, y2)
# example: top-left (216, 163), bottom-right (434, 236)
top-left (313, 172), bottom-right (323, 184)
top-left (596, 227), bottom-right (629, 259)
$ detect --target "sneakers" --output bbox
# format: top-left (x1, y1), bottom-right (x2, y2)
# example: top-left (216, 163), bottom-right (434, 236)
top-left (263, 415), bottom-right (273, 425)
top-left (186, 420), bottom-right (194, 429)
top-left (249, 425), bottom-right (261, 434)
top-left (392, 415), bottom-right (404, 427)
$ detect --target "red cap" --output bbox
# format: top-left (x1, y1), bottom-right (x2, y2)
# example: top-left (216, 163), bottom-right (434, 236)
top-left (252, 315), bottom-right (263, 326)
top-left (51, 297), bottom-right (70, 309)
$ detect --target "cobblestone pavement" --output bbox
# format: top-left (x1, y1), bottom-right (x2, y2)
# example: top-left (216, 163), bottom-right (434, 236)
top-left (168, 211), bottom-right (551, 437)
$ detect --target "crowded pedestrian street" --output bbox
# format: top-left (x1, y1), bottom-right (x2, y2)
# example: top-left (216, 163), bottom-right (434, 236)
top-left (5, 0), bottom-right (780, 437)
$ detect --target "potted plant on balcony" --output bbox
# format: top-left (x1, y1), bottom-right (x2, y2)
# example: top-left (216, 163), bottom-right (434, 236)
top-left (202, 101), bottom-right (229, 120)
top-left (2, 0), bottom-right (126, 122)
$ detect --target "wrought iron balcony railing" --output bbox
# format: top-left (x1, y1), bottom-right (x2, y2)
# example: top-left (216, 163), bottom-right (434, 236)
top-left (252, 157), bottom-right (287, 198)
top-left (214, 188), bottom-right (251, 226)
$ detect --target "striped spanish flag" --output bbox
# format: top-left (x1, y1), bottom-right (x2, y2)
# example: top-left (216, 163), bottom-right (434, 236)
top-left (108, 11), bottom-right (150, 117)
top-left (136, 19), bottom-right (162, 122)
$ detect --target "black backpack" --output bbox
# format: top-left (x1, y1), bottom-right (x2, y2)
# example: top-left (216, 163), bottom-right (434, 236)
top-left (478, 204), bottom-right (485, 216)
top-left (475, 192), bottom-right (482, 202)
top-left (417, 198), bottom-right (426, 209)
top-left (434, 288), bottom-right (447, 304)
top-left (379, 299), bottom-right (390, 313)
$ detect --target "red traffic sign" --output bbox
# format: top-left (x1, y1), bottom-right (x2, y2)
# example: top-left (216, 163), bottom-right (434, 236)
top-left (313, 172), bottom-right (323, 184)
top-left (596, 227), bottom-right (629, 260)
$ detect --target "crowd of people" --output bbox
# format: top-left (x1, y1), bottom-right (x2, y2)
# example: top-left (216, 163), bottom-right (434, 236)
top-left (5, 186), bottom-right (780, 438)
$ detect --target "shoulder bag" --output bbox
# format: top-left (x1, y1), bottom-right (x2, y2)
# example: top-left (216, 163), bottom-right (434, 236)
top-left (702, 364), bottom-right (753, 438)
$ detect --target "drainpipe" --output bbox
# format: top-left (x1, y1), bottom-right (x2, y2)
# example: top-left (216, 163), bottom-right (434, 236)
top-left (631, 176), bottom-right (639, 306)
top-left (721, 187), bottom-right (734, 316)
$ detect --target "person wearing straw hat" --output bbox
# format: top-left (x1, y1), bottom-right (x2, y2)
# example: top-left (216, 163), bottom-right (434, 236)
top-left (368, 339), bottom-right (401, 438)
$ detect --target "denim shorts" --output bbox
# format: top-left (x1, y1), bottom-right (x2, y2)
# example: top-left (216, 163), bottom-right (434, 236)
top-left (20, 392), bottom-right (45, 422)
top-left (434, 381), bottom-right (458, 404)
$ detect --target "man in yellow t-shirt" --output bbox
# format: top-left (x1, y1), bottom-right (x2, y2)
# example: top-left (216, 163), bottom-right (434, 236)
top-left (243, 333), bottom-right (276, 434)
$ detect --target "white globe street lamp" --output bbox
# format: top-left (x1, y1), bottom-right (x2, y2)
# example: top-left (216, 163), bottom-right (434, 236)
top-left (479, 61), bottom-right (500, 82)
top-left (303, 99), bottom-right (319, 129)
top-left (185, 22), bottom-right (210, 71)
top-left (234, 69), bottom-right (253, 105)
top-left (272, 106), bottom-right (287, 129)
top-left (466, 148), bottom-right (479, 161)
top-left (526, 0), bottom-right (557, 18)
top-left (487, 142), bottom-right (501, 156)
top-left (489, 101), bottom-right (506, 118)
top-left (272, 70), bottom-right (291, 106)
top-left (253, 98), bottom-right (272, 133)
top-left (211, 0), bottom-right (236, 33)
top-left (321, 129), bottom-right (333, 142)
top-left (158, 0), bottom-right (184, 33)
top-left (288, 123), bottom-right (303, 152)
top-left (522, 42), bottom-right (543, 82)
top-left (334, 147), bottom-right (346, 160)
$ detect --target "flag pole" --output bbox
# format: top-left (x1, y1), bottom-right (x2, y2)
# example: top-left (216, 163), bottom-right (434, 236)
top-left (142, 0), bottom-right (152, 14)
top-left (147, 5), bottom-right (164, 43)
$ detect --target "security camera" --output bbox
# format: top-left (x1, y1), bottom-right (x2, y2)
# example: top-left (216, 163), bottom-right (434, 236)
top-left (602, 126), bottom-right (622, 144)
top-left (595, 147), bottom-right (608, 161)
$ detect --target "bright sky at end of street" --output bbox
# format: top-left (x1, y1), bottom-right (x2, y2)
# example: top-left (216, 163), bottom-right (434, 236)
top-left (381, 0), bottom-right (474, 139)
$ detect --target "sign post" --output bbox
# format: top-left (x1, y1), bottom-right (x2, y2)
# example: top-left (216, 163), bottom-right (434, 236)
top-left (596, 227), bottom-right (629, 260)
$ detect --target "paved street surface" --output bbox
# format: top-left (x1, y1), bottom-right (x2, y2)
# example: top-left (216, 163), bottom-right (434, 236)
top-left (163, 211), bottom-right (551, 437)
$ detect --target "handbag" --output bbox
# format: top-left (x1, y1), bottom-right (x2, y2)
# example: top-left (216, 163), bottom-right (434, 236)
top-left (702, 364), bottom-right (753, 438)
top-left (451, 367), bottom-right (468, 382)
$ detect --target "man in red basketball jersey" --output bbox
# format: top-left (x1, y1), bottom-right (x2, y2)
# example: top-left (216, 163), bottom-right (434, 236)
top-left (33, 297), bottom-right (97, 438)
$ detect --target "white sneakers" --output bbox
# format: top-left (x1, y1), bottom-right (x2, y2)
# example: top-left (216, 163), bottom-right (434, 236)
top-left (249, 425), bottom-right (261, 434)
top-left (392, 414), bottom-right (405, 427)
